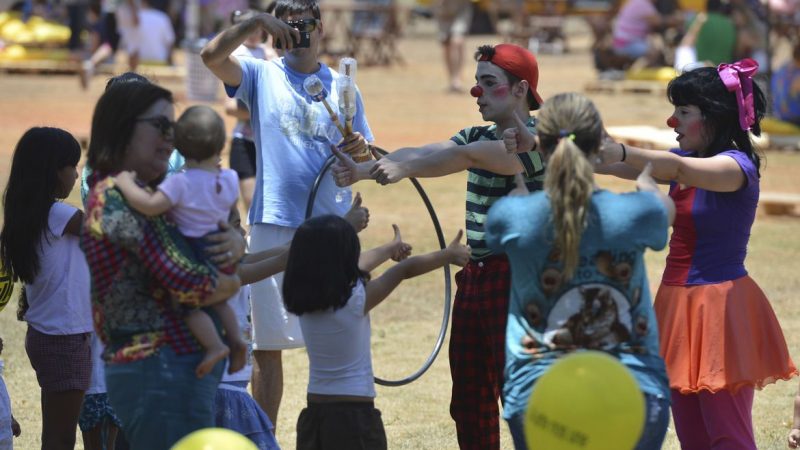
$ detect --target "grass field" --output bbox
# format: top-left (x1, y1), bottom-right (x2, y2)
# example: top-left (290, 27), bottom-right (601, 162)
top-left (0, 15), bottom-right (799, 450)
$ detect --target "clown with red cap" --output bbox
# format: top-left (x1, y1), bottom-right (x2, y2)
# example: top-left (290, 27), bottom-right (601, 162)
top-left (330, 43), bottom-right (544, 450)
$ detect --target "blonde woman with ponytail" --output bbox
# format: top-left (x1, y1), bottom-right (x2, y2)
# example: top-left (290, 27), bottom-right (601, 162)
top-left (486, 92), bottom-right (675, 450)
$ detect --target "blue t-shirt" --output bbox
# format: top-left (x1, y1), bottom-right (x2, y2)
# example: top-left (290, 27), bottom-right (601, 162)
top-left (485, 190), bottom-right (671, 420)
top-left (226, 57), bottom-right (374, 227)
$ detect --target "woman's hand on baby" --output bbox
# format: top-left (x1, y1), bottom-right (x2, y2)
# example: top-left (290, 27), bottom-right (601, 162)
top-left (389, 224), bottom-right (412, 261)
top-left (343, 192), bottom-right (369, 233)
top-left (445, 230), bottom-right (471, 267)
top-left (206, 220), bottom-right (247, 266)
top-left (503, 112), bottom-right (536, 154)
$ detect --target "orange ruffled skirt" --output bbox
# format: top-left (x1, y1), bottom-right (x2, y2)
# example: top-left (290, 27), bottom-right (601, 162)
top-left (655, 276), bottom-right (798, 394)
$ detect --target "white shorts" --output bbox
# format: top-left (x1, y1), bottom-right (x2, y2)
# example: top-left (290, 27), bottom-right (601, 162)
top-left (249, 223), bottom-right (304, 350)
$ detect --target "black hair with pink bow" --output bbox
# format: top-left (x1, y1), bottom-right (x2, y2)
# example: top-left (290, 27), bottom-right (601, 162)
top-left (666, 59), bottom-right (766, 176)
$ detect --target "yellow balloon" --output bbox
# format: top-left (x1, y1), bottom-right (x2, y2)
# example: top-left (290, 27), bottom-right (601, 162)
top-left (524, 351), bottom-right (645, 450)
top-left (170, 428), bottom-right (258, 450)
top-left (0, 265), bottom-right (13, 312)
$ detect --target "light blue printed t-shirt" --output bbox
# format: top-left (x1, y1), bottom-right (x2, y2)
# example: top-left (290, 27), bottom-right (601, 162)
top-left (485, 190), bottom-right (671, 420)
top-left (226, 57), bottom-right (374, 227)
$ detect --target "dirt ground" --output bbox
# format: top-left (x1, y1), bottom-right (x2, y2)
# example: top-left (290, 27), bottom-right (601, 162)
top-left (0, 14), bottom-right (799, 450)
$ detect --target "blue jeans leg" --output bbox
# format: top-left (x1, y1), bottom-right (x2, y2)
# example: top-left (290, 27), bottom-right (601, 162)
top-left (506, 392), bottom-right (670, 450)
top-left (105, 346), bottom-right (224, 450)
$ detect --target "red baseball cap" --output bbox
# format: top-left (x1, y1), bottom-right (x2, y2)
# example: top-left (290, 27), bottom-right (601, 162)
top-left (478, 44), bottom-right (543, 108)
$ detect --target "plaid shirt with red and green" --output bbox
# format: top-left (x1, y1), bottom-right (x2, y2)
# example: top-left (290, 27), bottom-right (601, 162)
top-left (81, 174), bottom-right (217, 363)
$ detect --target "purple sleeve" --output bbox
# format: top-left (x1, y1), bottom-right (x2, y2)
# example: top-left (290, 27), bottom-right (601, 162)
top-left (719, 150), bottom-right (759, 192)
top-left (157, 172), bottom-right (185, 207)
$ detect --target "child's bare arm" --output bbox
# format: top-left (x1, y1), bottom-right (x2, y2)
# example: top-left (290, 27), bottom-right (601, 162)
top-left (359, 225), bottom-right (412, 273)
top-left (364, 230), bottom-right (469, 313)
top-left (242, 242), bottom-right (291, 264)
top-left (239, 250), bottom-right (289, 285)
top-left (114, 171), bottom-right (172, 216)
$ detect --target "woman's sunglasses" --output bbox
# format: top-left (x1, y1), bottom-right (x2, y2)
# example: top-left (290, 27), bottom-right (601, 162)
top-left (136, 116), bottom-right (175, 138)
top-left (284, 18), bottom-right (318, 33)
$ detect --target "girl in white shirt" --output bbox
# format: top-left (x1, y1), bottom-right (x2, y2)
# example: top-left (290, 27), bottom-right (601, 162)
top-left (0, 127), bottom-right (91, 450)
top-left (282, 215), bottom-right (470, 450)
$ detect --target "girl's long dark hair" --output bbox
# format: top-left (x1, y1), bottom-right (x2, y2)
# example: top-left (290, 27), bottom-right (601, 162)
top-left (283, 215), bottom-right (369, 315)
top-left (667, 66), bottom-right (766, 175)
top-left (0, 127), bottom-right (81, 284)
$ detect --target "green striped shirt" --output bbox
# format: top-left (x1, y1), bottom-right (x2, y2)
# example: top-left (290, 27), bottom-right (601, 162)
top-left (451, 118), bottom-right (545, 260)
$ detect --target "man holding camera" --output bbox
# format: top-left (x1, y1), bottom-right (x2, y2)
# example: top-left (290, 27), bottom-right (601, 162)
top-left (201, 0), bottom-right (374, 431)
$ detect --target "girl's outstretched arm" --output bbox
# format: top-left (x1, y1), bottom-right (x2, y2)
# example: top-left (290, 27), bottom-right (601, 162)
top-left (599, 142), bottom-right (746, 192)
top-left (358, 224), bottom-right (412, 273)
top-left (114, 170), bottom-right (172, 216)
top-left (363, 230), bottom-right (470, 313)
top-left (242, 242), bottom-right (291, 264)
top-left (239, 247), bottom-right (290, 285)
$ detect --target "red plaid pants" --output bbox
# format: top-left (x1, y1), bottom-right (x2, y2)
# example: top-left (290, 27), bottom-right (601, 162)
top-left (449, 255), bottom-right (510, 450)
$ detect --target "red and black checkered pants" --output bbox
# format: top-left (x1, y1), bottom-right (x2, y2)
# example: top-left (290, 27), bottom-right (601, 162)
top-left (449, 255), bottom-right (510, 450)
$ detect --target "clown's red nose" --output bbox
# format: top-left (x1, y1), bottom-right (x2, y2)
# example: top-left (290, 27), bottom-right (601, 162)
top-left (667, 116), bottom-right (679, 128)
top-left (470, 85), bottom-right (483, 98)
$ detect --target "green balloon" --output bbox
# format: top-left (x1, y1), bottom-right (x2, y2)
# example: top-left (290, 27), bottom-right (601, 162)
top-left (171, 428), bottom-right (258, 450)
top-left (525, 351), bottom-right (646, 450)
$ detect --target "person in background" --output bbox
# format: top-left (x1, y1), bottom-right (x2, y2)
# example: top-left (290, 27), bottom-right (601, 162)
top-left (201, 0), bottom-right (374, 428)
top-left (130, 0), bottom-right (174, 64)
top-left (78, 333), bottom-right (121, 450)
top-left (0, 337), bottom-right (22, 450)
top-left (226, 8), bottom-right (279, 214)
top-left (434, 0), bottom-right (473, 92)
top-left (772, 40), bottom-right (800, 126)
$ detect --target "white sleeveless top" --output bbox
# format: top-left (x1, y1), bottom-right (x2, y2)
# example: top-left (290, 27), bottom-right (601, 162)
top-left (299, 281), bottom-right (375, 398)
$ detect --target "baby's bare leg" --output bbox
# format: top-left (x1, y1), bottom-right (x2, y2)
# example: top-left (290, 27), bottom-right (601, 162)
top-left (212, 302), bottom-right (248, 374)
top-left (186, 309), bottom-right (230, 378)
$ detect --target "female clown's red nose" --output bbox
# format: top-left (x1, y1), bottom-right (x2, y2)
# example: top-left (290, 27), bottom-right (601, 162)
top-left (666, 116), bottom-right (679, 128)
top-left (470, 85), bottom-right (483, 98)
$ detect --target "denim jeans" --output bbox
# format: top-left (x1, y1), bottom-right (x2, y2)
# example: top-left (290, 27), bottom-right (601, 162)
top-left (106, 346), bottom-right (224, 449)
top-left (507, 392), bottom-right (670, 450)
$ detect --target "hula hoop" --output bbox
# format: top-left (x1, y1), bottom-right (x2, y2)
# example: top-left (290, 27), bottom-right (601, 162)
top-left (304, 147), bottom-right (452, 387)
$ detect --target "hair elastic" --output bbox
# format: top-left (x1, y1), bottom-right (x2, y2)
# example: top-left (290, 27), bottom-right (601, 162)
top-left (620, 143), bottom-right (627, 162)
top-left (558, 129), bottom-right (576, 141)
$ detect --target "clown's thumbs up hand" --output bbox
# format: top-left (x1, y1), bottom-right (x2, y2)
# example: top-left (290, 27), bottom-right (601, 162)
top-left (503, 111), bottom-right (536, 154)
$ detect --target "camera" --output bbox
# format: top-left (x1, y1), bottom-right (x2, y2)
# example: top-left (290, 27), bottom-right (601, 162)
top-left (275, 32), bottom-right (311, 49)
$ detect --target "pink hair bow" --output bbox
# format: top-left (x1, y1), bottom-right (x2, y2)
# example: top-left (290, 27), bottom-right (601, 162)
top-left (717, 58), bottom-right (759, 131)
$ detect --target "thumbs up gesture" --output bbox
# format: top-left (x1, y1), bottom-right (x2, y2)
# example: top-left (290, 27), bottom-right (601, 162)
top-left (503, 111), bottom-right (537, 154)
